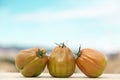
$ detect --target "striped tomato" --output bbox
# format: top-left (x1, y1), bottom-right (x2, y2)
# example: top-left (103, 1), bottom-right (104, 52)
top-left (76, 48), bottom-right (107, 78)
top-left (47, 43), bottom-right (75, 77)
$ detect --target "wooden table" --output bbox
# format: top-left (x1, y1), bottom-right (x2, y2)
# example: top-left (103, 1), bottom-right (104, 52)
top-left (0, 73), bottom-right (120, 80)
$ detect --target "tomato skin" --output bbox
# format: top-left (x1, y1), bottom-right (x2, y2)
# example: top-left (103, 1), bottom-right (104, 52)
top-left (15, 48), bottom-right (48, 77)
top-left (47, 45), bottom-right (76, 77)
top-left (76, 48), bottom-right (107, 78)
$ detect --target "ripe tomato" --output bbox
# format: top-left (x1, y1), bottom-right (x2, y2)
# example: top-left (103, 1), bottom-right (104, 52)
top-left (15, 48), bottom-right (48, 77)
top-left (76, 48), bottom-right (107, 78)
top-left (47, 43), bottom-right (76, 77)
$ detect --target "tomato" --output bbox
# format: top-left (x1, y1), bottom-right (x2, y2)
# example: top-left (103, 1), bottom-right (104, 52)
top-left (15, 48), bottom-right (48, 77)
top-left (76, 48), bottom-right (107, 78)
top-left (47, 43), bottom-right (76, 77)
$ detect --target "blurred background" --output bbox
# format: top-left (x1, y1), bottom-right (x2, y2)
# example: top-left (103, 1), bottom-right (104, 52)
top-left (0, 0), bottom-right (120, 73)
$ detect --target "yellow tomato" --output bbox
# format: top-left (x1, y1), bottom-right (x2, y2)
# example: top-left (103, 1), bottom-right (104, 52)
top-left (47, 43), bottom-right (76, 77)
top-left (15, 48), bottom-right (48, 77)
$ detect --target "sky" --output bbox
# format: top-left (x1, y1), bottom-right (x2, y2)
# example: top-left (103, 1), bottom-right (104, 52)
top-left (0, 0), bottom-right (120, 54)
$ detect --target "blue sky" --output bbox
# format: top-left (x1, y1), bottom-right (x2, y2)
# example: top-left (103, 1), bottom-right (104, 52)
top-left (0, 0), bottom-right (120, 53)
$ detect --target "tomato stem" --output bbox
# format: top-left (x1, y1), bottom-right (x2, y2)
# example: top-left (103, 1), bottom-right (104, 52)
top-left (55, 42), bottom-right (66, 48)
top-left (76, 45), bottom-right (81, 57)
top-left (62, 43), bottom-right (65, 48)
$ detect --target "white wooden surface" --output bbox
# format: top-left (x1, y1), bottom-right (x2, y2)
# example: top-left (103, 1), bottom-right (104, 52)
top-left (0, 73), bottom-right (120, 80)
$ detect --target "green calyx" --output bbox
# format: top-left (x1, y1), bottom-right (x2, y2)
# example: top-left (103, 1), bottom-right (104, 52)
top-left (76, 46), bottom-right (81, 57)
top-left (37, 49), bottom-right (44, 57)
top-left (55, 42), bottom-right (66, 48)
